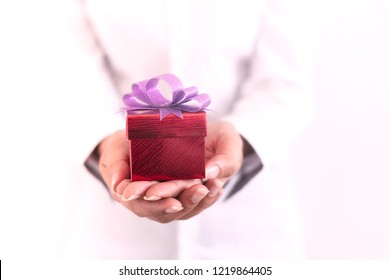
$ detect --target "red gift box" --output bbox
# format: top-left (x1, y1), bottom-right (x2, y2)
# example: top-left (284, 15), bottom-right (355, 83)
top-left (126, 111), bottom-right (207, 181)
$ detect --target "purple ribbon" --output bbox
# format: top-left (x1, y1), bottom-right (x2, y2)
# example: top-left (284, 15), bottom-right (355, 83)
top-left (122, 74), bottom-right (211, 119)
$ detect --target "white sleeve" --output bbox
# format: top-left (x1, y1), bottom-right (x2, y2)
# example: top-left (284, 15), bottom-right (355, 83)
top-left (41, 0), bottom-right (124, 164)
top-left (223, 0), bottom-right (317, 166)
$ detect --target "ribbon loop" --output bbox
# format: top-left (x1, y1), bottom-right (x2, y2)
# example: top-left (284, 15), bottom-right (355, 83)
top-left (122, 74), bottom-right (210, 119)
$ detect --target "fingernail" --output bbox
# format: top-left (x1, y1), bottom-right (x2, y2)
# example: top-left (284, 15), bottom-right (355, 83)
top-left (164, 205), bottom-right (183, 214)
top-left (208, 185), bottom-right (220, 197)
top-left (191, 188), bottom-right (209, 204)
top-left (206, 165), bottom-right (220, 180)
top-left (111, 173), bottom-right (118, 192)
top-left (121, 194), bottom-right (140, 201)
top-left (144, 196), bottom-right (162, 201)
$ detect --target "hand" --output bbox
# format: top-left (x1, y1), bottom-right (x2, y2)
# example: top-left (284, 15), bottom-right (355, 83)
top-left (98, 120), bottom-right (243, 223)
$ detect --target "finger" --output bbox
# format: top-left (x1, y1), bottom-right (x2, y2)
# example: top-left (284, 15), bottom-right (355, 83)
top-left (143, 179), bottom-right (202, 200)
top-left (121, 197), bottom-right (184, 221)
top-left (178, 180), bottom-right (224, 220)
top-left (205, 178), bottom-right (226, 198)
top-left (149, 184), bottom-right (209, 223)
top-left (98, 130), bottom-right (129, 193)
top-left (118, 180), bottom-right (159, 200)
top-left (177, 184), bottom-right (210, 214)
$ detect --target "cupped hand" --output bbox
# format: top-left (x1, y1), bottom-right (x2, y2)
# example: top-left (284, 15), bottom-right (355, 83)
top-left (97, 120), bottom-right (243, 223)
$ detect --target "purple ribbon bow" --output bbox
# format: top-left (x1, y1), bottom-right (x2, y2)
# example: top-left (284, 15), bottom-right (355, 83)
top-left (122, 74), bottom-right (211, 120)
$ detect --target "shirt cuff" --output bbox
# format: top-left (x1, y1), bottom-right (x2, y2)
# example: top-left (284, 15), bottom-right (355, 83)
top-left (224, 135), bottom-right (263, 200)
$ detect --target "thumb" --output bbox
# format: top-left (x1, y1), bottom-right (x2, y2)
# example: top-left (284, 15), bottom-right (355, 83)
top-left (98, 130), bottom-right (130, 193)
top-left (205, 124), bottom-right (243, 180)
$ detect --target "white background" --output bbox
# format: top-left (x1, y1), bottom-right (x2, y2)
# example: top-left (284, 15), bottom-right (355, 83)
top-left (0, 0), bottom-right (389, 259)
top-left (290, 0), bottom-right (390, 258)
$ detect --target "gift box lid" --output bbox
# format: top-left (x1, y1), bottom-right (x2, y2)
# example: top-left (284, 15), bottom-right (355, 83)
top-left (126, 111), bottom-right (207, 139)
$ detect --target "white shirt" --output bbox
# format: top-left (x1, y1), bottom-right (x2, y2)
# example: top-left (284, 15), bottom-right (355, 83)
top-left (1, 0), bottom-right (315, 259)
